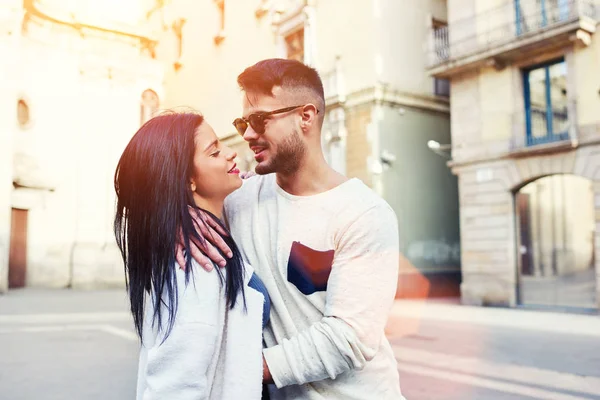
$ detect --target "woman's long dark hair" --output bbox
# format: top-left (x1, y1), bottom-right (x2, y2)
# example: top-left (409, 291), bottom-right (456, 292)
top-left (113, 112), bottom-right (245, 340)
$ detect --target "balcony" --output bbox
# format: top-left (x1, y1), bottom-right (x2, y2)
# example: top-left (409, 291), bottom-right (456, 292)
top-left (510, 107), bottom-right (574, 154)
top-left (428, 0), bottom-right (600, 77)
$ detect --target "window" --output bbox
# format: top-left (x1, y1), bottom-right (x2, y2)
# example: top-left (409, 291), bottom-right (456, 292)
top-left (523, 58), bottom-right (569, 146)
top-left (434, 78), bottom-right (450, 97)
top-left (284, 28), bottom-right (304, 62)
top-left (17, 99), bottom-right (30, 128)
top-left (432, 18), bottom-right (449, 63)
top-left (141, 89), bottom-right (159, 126)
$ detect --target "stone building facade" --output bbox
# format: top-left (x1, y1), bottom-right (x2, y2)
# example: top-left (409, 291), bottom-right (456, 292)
top-left (0, 0), bottom-right (163, 291)
top-left (1, 0), bottom-right (463, 295)
top-left (428, 0), bottom-right (600, 308)
top-left (161, 0), bottom-right (461, 297)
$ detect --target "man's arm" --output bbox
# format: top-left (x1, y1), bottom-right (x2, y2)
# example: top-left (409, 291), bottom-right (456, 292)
top-left (175, 207), bottom-right (232, 271)
top-left (263, 204), bottom-right (399, 388)
top-left (176, 174), bottom-right (255, 272)
top-left (144, 270), bottom-right (221, 399)
top-left (263, 356), bottom-right (274, 384)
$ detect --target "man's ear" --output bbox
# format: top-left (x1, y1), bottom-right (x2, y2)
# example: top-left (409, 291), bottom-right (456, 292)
top-left (300, 103), bottom-right (319, 130)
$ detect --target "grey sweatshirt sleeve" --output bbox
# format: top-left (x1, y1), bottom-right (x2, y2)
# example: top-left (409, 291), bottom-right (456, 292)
top-left (263, 204), bottom-right (400, 388)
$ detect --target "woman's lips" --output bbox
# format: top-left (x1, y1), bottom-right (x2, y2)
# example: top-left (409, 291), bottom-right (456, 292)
top-left (228, 163), bottom-right (239, 174)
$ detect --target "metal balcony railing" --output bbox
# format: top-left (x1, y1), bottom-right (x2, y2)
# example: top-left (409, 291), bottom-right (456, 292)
top-left (428, 0), bottom-right (600, 67)
top-left (510, 102), bottom-right (575, 150)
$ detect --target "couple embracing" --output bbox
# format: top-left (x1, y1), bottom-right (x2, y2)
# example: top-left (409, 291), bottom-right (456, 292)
top-left (114, 58), bottom-right (406, 400)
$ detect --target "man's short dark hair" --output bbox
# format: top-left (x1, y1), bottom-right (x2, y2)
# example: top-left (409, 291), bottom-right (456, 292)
top-left (237, 58), bottom-right (325, 106)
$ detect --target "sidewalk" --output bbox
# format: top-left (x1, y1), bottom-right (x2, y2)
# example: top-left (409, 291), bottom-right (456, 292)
top-left (388, 298), bottom-right (600, 338)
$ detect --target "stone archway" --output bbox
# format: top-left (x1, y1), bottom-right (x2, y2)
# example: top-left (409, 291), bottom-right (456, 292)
top-left (503, 147), bottom-right (600, 309)
top-left (514, 174), bottom-right (596, 308)
top-left (456, 145), bottom-right (600, 309)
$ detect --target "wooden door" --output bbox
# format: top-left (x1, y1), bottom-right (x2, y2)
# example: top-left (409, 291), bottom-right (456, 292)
top-left (9, 208), bottom-right (27, 288)
top-left (516, 193), bottom-right (533, 276)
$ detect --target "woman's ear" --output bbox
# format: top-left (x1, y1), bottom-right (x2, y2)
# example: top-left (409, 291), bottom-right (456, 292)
top-left (190, 181), bottom-right (197, 192)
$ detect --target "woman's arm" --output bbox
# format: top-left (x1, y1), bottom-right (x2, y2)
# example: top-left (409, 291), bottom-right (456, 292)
top-left (142, 268), bottom-right (221, 399)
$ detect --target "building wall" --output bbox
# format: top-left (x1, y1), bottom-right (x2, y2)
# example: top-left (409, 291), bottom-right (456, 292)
top-left (446, 4), bottom-right (600, 306)
top-left (575, 28), bottom-right (600, 131)
top-left (344, 103), bottom-right (374, 186)
top-left (159, 0), bottom-right (382, 135)
top-left (163, 0), bottom-right (459, 296)
top-left (376, 0), bottom-right (447, 97)
top-left (0, 1), bottom-right (22, 292)
top-left (1, 0), bottom-right (163, 290)
top-left (377, 105), bottom-right (459, 275)
top-left (314, 0), bottom-right (377, 94)
top-left (158, 0), bottom-right (280, 136)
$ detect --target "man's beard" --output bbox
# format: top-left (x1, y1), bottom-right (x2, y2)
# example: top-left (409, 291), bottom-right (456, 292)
top-left (255, 129), bottom-right (306, 175)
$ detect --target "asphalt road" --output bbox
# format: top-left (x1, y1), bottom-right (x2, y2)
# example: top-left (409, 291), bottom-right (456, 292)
top-left (1, 289), bottom-right (599, 400)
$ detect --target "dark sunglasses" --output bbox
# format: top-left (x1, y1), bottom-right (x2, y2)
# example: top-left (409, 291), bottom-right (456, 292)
top-left (232, 104), bottom-right (318, 136)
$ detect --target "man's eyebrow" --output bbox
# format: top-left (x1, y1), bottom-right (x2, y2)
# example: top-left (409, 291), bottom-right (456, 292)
top-left (204, 139), bottom-right (218, 152)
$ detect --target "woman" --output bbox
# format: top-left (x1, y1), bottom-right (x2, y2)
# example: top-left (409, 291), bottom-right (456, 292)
top-left (113, 112), bottom-right (269, 399)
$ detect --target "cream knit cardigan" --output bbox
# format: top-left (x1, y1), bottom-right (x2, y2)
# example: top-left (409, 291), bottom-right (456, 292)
top-left (135, 262), bottom-right (265, 400)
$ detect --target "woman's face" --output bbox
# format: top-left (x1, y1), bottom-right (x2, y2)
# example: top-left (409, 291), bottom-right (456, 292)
top-left (190, 122), bottom-right (242, 203)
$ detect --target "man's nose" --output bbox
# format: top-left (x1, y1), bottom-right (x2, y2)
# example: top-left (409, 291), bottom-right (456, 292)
top-left (242, 126), bottom-right (259, 142)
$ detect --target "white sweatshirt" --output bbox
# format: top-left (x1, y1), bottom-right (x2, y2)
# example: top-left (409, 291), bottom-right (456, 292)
top-left (136, 262), bottom-right (265, 400)
top-left (225, 174), bottom-right (405, 400)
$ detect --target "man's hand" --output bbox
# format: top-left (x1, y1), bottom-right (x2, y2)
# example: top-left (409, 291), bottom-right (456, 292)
top-left (263, 356), bottom-right (274, 384)
top-left (176, 207), bottom-right (233, 272)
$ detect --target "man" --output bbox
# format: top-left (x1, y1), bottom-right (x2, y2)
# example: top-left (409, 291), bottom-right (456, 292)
top-left (184, 58), bottom-right (404, 399)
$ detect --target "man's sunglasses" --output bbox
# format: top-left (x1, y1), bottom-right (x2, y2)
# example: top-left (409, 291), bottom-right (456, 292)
top-left (232, 104), bottom-right (318, 136)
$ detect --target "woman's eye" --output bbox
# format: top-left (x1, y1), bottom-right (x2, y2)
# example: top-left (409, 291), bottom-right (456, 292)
top-left (210, 151), bottom-right (220, 157)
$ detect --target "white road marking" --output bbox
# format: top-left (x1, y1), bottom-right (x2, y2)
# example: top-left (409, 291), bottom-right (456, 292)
top-left (398, 363), bottom-right (594, 400)
top-left (0, 322), bottom-right (137, 341)
top-left (100, 325), bottom-right (138, 341)
top-left (395, 346), bottom-right (600, 397)
top-left (0, 312), bottom-right (131, 325)
top-left (0, 324), bottom-right (105, 334)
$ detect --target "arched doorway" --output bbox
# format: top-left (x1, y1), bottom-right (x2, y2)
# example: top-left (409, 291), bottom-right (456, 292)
top-left (515, 174), bottom-right (596, 309)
